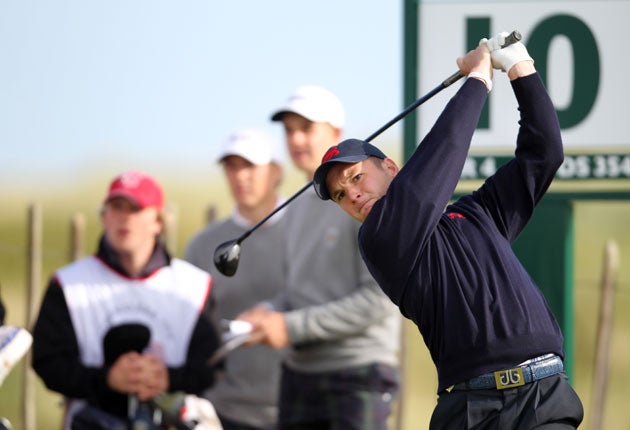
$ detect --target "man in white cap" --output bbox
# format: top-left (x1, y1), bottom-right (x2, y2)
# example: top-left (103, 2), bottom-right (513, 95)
top-left (32, 170), bottom-right (222, 429)
top-left (238, 87), bottom-right (401, 430)
top-left (186, 129), bottom-right (287, 430)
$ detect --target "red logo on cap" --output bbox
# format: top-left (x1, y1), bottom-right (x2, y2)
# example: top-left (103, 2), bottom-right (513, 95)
top-left (106, 171), bottom-right (164, 210)
top-left (322, 146), bottom-right (340, 163)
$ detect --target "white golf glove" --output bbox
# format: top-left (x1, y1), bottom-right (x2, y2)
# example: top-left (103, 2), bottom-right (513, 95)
top-left (479, 32), bottom-right (533, 73)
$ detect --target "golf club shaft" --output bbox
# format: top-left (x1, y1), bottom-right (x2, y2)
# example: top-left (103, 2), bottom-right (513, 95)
top-left (366, 30), bottom-right (521, 142)
top-left (229, 30), bottom-right (522, 246)
top-left (235, 181), bottom-right (312, 245)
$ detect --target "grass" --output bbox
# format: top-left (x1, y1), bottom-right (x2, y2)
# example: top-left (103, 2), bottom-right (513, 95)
top-left (1, 172), bottom-right (629, 429)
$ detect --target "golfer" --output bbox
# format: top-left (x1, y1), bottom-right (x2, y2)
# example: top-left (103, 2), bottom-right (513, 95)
top-left (312, 33), bottom-right (584, 429)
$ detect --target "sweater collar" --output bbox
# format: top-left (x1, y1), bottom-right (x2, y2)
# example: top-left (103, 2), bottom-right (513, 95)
top-left (96, 235), bottom-right (170, 279)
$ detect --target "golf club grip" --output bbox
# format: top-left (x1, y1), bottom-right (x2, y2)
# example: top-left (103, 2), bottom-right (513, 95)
top-left (502, 30), bottom-right (522, 48)
top-left (442, 30), bottom-right (522, 88)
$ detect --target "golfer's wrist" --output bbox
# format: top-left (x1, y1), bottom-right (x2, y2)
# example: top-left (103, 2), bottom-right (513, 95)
top-left (507, 61), bottom-right (535, 80)
top-left (468, 72), bottom-right (493, 93)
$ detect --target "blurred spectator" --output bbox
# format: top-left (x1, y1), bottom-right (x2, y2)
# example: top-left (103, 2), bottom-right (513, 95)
top-left (186, 129), bottom-right (287, 430)
top-left (238, 86), bottom-right (401, 430)
top-left (32, 170), bottom-right (221, 429)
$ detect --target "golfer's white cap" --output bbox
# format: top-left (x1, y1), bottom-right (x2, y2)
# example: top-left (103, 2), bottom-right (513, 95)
top-left (217, 129), bottom-right (284, 166)
top-left (271, 85), bottom-right (345, 129)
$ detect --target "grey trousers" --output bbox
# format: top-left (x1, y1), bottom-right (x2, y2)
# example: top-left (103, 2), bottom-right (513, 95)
top-left (430, 373), bottom-right (584, 429)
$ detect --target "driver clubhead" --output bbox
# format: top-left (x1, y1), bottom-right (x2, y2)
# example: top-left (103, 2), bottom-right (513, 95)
top-left (213, 239), bottom-right (241, 277)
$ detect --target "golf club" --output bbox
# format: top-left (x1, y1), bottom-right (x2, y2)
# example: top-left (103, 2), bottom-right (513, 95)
top-left (214, 30), bottom-right (521, 277)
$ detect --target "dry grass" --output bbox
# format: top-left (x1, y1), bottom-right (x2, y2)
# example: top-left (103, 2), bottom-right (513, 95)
top-left (1, 173), bottom-right (628, 429)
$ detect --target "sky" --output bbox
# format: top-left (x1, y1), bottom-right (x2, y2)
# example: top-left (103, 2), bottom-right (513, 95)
top-left (0, 1), bottom-right (404, 189)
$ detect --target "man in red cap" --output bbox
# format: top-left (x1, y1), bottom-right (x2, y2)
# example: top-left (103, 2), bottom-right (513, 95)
top-left (32, 170), bottom-right (222, 429)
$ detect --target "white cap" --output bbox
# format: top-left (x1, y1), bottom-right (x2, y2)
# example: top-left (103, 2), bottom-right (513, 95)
top-left (270, 85), bottom-right (345, 128)
top-left (217, 129), bottom-right (284, 165)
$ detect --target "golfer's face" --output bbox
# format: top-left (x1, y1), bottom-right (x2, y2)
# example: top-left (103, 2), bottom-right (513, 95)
top-left (326, 158), bottom-right (398, 222)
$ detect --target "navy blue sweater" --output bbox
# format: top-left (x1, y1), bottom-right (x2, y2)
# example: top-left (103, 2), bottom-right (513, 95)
top-left (359, 74), bottom-right (564, 392)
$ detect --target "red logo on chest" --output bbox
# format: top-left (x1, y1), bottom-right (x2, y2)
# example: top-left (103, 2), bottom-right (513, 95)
top-left (447, 212), bottom-right (466, 220)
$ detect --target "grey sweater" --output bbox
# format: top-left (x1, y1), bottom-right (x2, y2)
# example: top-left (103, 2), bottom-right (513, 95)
top-left (275, 187), bottom-right (401, 372)
top-left (185, 209), bottom-right (287, 428)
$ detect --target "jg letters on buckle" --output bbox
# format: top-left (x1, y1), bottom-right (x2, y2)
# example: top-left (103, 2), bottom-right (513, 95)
top-left (494, 367), bottom-right (525, 389)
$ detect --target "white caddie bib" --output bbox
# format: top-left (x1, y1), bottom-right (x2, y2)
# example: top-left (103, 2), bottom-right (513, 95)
top-left (56, 256), bottom-right (211, 367)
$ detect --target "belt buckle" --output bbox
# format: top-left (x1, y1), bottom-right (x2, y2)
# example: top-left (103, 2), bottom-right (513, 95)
top-left (493, 367), bottom-right (525, 390)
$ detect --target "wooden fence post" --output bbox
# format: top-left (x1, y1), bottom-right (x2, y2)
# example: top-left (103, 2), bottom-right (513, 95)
top-left (590, 239), bottom-right (619, 430)
top-left (23, 203), bottom-right (42, 430)
top-left (395, 317), bottom-right (407, 430)
top-left (69, 212), bottom-right (86, 262)
top-left (162, 203), bottom-right (179, 255)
